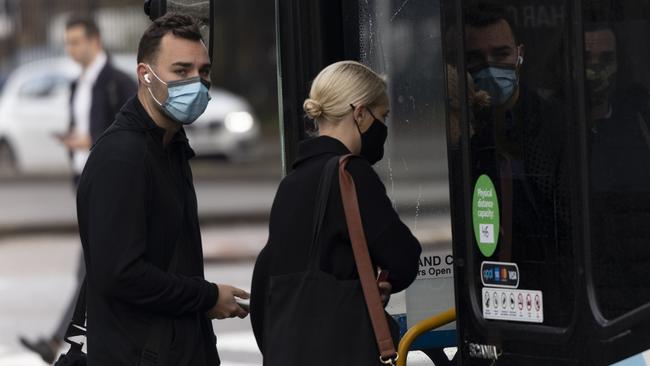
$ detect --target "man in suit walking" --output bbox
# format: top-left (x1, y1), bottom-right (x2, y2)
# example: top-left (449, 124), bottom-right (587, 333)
top-left (61, 15), bottom-right (137, 183)
top-left (19, 15), bottom-right (136, 363)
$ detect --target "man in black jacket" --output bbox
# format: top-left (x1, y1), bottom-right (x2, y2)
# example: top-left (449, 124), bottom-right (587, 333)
top-left (19, 15), bottom-right (136, 363)
top-left (75, 14), bottom-right (249, 365)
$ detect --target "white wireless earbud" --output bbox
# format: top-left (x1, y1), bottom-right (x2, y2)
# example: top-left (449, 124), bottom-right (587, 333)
top-left (144, 74), bottom-right (151, 83)
top-left (518, 56), bottom-right (524, 66)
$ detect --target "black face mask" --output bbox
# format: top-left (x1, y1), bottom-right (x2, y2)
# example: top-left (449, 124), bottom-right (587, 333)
top-left (352, 106), bottom-right (388, 165)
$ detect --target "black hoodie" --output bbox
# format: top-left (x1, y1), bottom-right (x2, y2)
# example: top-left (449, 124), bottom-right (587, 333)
top-left (76, 96), bottom-right (220, 365)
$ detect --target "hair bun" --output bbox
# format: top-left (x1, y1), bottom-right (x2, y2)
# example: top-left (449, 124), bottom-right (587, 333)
top-left (303, 98), bottom-right (323, 119)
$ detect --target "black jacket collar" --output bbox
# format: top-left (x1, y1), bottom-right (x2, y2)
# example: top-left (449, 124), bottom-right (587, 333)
top-left (97, 96), bottom-right (193, 158)
top-left (292, 136), bottom-right (350, 169)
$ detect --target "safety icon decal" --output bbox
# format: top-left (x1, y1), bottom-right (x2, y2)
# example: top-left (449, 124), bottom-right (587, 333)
top-left (482, 287), bottom-right (543, 323)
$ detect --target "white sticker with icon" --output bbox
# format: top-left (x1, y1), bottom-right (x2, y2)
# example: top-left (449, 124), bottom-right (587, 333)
top-left (479, 224), bottom-right (494, 244)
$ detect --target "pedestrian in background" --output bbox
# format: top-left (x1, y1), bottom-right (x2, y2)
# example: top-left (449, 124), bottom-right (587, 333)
top-left (19, 14), bottom-right (136, 363)
top-left (250, 60), bottom-right (422, 365)
top-left (75, 13), bottom-right (248, 365)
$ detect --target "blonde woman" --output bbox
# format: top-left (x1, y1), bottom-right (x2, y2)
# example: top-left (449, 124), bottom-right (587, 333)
top-left (250, 61), bottom-right (421, 365)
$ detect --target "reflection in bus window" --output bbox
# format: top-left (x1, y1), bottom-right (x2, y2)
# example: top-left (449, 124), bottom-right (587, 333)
top-left (359, 0), bottom-right (457, 349)
top-left (585, 1), bottom-right (650, 320)
top-left (463, 1), bottom-right (573, 327)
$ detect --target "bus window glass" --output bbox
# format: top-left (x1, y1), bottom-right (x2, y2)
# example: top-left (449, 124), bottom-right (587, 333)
top-left (359, 0), bottom-right (456, 340)
top-left (463, 0), bottom-right (575, 327)
top-left (584, 1), bottom-right (650, 321)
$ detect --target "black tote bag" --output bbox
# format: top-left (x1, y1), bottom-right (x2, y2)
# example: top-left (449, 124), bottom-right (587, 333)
top-left (262, 155), bottom-right (399, 366)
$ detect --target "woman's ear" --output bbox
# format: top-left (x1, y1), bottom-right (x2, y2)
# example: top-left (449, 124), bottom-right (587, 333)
top-left (352, 105), bottom-right (369, 128)
top-left (352, 104), bottom-right (361, 123)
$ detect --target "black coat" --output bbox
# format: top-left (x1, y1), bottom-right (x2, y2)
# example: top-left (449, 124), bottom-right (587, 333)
top-left (69, 56), bottom-right (136, 144)
top-left (250, 136), bottom-right (422, 355)
top-left (76, 96), bottom-right (220, 366)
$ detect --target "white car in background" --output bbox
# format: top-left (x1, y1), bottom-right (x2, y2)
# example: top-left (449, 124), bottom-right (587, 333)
top-left (0, 55), bottom-right (259, 176)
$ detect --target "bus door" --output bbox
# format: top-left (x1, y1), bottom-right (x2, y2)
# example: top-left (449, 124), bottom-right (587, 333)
top-left (442, 0), bottom-right (650, 364)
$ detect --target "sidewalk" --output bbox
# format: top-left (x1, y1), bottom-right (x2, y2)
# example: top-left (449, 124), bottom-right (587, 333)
top-left (0, 235), bottom-right (263, 365)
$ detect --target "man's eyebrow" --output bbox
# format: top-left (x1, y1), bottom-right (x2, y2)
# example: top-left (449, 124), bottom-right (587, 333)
top-left (491, 45), bottom-right (514, 53)
top-left (171, 62), bottom-right (193, 68)
top-left (200, 63), bottom-right (212, 70)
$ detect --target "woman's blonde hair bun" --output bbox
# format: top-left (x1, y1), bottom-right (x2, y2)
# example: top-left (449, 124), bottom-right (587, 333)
top-left (303, 61), bottom-right (387, 124)
top-left (303, 98), bottom-right (324, 119)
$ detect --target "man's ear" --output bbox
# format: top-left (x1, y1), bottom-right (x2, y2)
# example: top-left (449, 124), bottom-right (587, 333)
top-left (517, 44), bottom-right (525, 66)
top-left (137, 63), bottom-right (150, 85)
top-left (91, 36), bottom-right (102, 52)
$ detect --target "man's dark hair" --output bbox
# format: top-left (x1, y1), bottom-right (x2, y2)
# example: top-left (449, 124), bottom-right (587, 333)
top-left (137, 13), bottom-right (203, 63)
top-left (66, 14), bottom-right (100, 39)
top-left (465, 2), bottom-right (519, 44)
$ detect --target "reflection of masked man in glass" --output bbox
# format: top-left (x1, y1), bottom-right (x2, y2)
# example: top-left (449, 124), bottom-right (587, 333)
top-left (585, 26), bottom-right (618, 122)
top-left (465, 4), bottom-right (527, 157)
top-left (586, 24), bottom-right (650, 318)
top-left (464, 3), bottom-right (568, 270)
top-left (467, 46), bottom-right (523, 111)
top-left (586, 24), bottom-right (650, 192)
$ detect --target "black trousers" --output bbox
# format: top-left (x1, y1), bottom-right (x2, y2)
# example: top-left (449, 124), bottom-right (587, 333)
top-left (52, 174), bottom-right (85, 340)
top-left (53, 251), bottom-right (85, 340)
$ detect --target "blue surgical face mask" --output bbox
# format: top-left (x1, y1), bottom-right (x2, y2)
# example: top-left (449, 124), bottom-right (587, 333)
top-left (470, 56), bottom-right (522, 107)
top-left (146, 65), bottom-right (211, 125)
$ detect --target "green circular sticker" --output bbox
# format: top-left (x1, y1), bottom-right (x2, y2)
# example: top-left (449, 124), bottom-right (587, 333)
top-left (472, 175), bottom-right (500, 257)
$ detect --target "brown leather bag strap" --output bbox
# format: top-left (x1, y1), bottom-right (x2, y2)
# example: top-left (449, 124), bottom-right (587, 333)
top-left (338, 154), bottom-right (398, 364)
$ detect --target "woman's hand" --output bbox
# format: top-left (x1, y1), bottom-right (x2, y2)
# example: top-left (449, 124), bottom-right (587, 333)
top-left (378, 281), bottom-right (392, 306)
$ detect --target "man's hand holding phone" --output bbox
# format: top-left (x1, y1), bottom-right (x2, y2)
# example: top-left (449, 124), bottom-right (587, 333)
top-left (207, 284), bottom-right (250, 320)
top-left (236, 298), bottom-right (250, 313)
top-left (52, 132), bottom-right (69, 142)
top-left (52, 131), bottom-right (91, 150)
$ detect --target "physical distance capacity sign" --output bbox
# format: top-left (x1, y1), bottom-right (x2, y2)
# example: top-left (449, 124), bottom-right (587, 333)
top-left (472, 174), bottom-right (500, 257)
